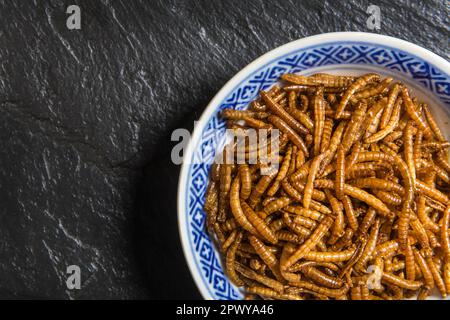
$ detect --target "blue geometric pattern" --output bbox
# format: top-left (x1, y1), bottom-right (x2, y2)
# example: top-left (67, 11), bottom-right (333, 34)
top-left (184, 42), bottom-right (450, 300)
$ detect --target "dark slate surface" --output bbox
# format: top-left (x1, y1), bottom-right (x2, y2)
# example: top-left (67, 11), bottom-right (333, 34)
top-left (0, 0), bottom-right (447, 299)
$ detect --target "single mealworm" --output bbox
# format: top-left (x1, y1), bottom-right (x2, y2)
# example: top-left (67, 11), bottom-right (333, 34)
top-left (320, 118), bottom-right (333, 153)
top-left (325, 190), bottom-right (345, 245)
top-left (354, 219), bottom-right (380, 272)
top-left (319, 121), bottom-right (347, 172)
top-left (416, 180), bottom-right (448, 203)
top-left (246, 286), bottom-right (303, 300)
top-left (425, 254), bottom-right (447, 298)
top-left (335, 146), bottom-right (345, 200)
top-left (404, 121), bottom-right (417, 187)
top-left (335, 73), bottom-right (380, 119)
top-left (441, 204), bottom-right (450, 261)
top-left (341, 102), bottom-right (368, 153)
top-left (304, 248), bottom-right (356, 262)
top-left (349, 177), bottom-right (404, 194)
top-left (313, 86), bottom-right (325, 156)
top-left (413, 248), bottom-right (435, 290)
top-left (282, 73), bottom-right (355, 87)
top-left (218, 163), bottom-right (232, 221)
top-left (342, 195), bottom-right (359, 231)
top-left (226, 232), bottom-right (244, 286)
top-left (267, 147), bottom-right (292, 196)
top-left (379, 83), bottom-right (401, 129)
top-left (381, 272), bottom-right (423, 290)
top-left (404, 238), bottom-right (416, 281)
top-left (239, 164), bottom-right (252, 199)
top-left (314, 179), bottom-right (391, 217)
top-left (303, 153), bottom-right (327, 209)
top-left (422, 103), bottom-right (446, 141)
top-left (401, 87), bottom-right (433, 139)
top-left (204, 180), bottom-right (219, 233)
top-left (229, 177), bottom-right (259, 235)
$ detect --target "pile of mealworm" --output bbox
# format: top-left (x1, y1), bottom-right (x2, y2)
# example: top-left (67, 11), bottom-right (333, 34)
top-left (203, 72), bottom-right (450, 300)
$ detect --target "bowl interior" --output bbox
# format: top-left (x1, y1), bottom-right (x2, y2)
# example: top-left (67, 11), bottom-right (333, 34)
top-left (179, 37), bottom-right (450, 300)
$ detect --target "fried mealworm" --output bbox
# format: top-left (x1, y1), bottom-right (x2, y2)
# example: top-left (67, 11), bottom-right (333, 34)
top-left (341, 102), bottom-right (368, 153)
top-left (335, 146), bottom-right (345, 200)
top-left (226, 232), bottom-right (244, 286)
top-left (342, 195), bottom-right (359, 231)
top-left (365, 97), bottom-right (402, 143)
top-left (239, 164), bottom-right (252, 200)
top-left (230, 177), bottom-right (259, 235)
top-left (335, 73), bottom-right (380, 119)
top-left (354, 219), bottom-right (380, 272)
top-left (303, 153), bottom-right (327, 209)
top-left (282, 73), bottom-right (355, 87)
top-left (441, 204), bottom-right (450, 261)
top-left (422, 103), bottom-right (446, 142)
top-left (313, 86), bottom-right (325, 156)
top-left (379, 83), bottom-right (401, 129)
top-left (401, 88), bottom-right (433, 139)
top-left (325, 190), bottom-right (345, 245)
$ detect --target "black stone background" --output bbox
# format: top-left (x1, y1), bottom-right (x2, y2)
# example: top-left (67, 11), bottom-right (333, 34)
top-left (0, 0), bottom-right (447, 299)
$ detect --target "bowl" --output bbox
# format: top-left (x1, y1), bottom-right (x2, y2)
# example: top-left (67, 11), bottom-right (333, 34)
top-left (177, 32), bottom-right (450, 300)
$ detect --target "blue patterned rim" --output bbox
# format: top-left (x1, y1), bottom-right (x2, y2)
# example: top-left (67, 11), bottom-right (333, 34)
top-left (178, 32), bottom-right (450, 300)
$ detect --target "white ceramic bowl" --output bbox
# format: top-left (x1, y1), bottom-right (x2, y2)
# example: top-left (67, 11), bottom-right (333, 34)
top-left (178, 32), bottom-right (450, 300)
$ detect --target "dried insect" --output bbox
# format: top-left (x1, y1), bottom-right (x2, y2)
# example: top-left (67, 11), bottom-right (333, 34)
top-left (226, 232), bottom-right (244, 286)
top-left (425, 254), bottom-right (447, 298)
top-left (404, 121), bottom-right (417, 187)
top-left (325, 190), bottom-right (345, 245)
top-left (303, 153), bottom-right (327, 209)
top-left (248, 235), bottom-right (283, 281)
top-left (230, 177), bottom-right (259, 235)
top-left (267, 147), bottom-right (292, 196)
top-left (335, 73), bottom-right (380, 119)
top-left (239, 164), bottom-right (252, 200)
top-left (422, 103), bottom-right (446, 142)
top-left (313, 87), bottom-right (325, 156)
top-left (335, 146), bottom-right (345, 200)
top-left (379, 83), bottom-right (401, 129)
top-left (352, 77), bottom-right (393, 101)
top-left (441, 204), bottom-right (450, 261)
top-left (381, 272), bottom-right (423, 290)
top-left (354, 219), bottom-right (380, 272)
top-left (289, 280), bottom-right (350, 298)
top-left (401, 88), bottom-right (433, 139)
top-left (365, 97), bottom-right (402, 144)
top-left (282, 73), bottom-right (355, 88)
top-left (341, 102), bottom-right (368, 153)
